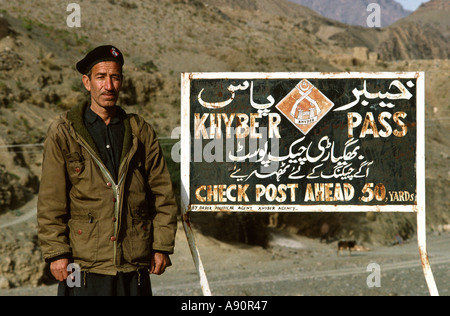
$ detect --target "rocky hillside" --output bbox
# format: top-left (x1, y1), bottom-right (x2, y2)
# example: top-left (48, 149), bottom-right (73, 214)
top-left (377, 0), bottom-right (449, 60)
top-left (0, 0), bottom-right (448, 288)
top-left (289, 0), bottom-right (412, 27)
top-left (202, 0), bottom-right (449, 61)
top-left (0, 0), bottom-right (447, 222)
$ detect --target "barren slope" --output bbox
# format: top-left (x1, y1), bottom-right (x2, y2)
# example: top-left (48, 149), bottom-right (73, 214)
top-left (0, 0), bottom-right (448, 289)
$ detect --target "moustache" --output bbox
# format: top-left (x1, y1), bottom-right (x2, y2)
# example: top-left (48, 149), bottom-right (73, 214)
top-left (101, 92), bottom-right (116, 97)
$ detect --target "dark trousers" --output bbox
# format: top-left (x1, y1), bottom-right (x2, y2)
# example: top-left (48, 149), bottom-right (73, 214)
top-left (58, 270), bottom-right (152, 296)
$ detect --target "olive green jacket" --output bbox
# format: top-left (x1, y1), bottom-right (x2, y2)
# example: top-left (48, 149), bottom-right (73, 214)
top-left (37, 103), bottom-right (177, 275)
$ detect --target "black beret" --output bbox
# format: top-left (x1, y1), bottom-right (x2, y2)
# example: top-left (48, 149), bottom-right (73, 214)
top-left (76, 45), bottom-right (124, 74)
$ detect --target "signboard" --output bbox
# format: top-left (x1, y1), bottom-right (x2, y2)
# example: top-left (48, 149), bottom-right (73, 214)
top-left (180, 72), bottom-right (438, 296)
top-left (181, 72), bottom-right (425, 214)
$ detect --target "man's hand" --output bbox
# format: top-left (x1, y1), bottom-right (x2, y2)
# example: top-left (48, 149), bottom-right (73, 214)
top-left (150, 252), bottom-right (171, 275)
top-left (50, 258), bottom-right (70, 282)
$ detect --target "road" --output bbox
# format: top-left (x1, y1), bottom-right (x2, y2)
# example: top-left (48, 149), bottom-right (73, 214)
top-left (149, 229), bottom-right (450, 296)
top-left (0, 203), bottom-right (448, 296)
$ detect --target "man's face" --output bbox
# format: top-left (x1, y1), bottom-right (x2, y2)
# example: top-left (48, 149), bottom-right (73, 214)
top-left (82, 61), bottom-right (122, 109)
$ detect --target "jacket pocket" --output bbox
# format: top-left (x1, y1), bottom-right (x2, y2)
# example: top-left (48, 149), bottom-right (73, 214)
top-left (68, 218), bottom-right (98, 264)
top-left (129, 218), bottom-right (152, 263)
top-left (65, 152), bottom-right (86, 183)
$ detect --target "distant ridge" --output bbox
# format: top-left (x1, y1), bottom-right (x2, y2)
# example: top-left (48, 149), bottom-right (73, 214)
top-left (378, 0), bottom-right (449, 60)
top-left (287, 0), bottom-right (412, 27)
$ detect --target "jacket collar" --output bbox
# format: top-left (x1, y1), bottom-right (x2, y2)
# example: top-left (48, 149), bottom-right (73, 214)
top-left (66, 102), bottom-right (133, 164)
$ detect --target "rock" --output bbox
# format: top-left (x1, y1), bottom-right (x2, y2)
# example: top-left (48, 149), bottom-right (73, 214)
top-left (437, 224), bottom-right (450, 233)
top-left (0, 276), bottom-right (10, 289)
top-left (118, 72), bottom-right (164, 106)
top-left (353, 47), bottom-right (369, 61)
top-left (0, 49), bottom-right (23, 71)
top-left (368, 52), bottom-right (379, 62)
top-left (0, 16), bottom-right (10, 40)
top-left (0, 256), bottom-right (12, 273)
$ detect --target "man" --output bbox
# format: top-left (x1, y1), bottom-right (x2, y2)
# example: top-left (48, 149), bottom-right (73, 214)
top-left (37, 45), bottom-right (178, 296)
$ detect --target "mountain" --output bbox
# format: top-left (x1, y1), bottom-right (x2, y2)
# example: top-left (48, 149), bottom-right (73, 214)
top-left (281, 0), bottom-right (449, 61)
top-left (200, 0), bottom-right (320, 18)
top-left (0, 0), bottom-right (447, 218)
top-left (288, 0), bottom-right (412, 27)
top-left (0, 0), bottom-right (448, 288)
top-left (0, 0), bottom-right (346, 219)
top-left (377, 0), bottom-right (450, 60)
top-left (200, 0), bottom-right (448, 61)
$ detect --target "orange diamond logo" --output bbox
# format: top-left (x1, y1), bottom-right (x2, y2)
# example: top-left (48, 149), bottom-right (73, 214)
top-left (275, 79), bottom-right (334, 135)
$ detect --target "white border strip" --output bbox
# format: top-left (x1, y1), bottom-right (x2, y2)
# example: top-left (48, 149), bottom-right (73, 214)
top-left (180, 73), bottom-right (212, 296)
top-left (416, 72), bottom-right (426, 214)
top-left (181, 73), bottom-right (191, 215)
top-left (187, 72), bottom-right (422, 80)
top-left (415, 73), bottom-right (439, 296)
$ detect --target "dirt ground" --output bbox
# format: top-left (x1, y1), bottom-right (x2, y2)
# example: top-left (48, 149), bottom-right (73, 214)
top-left (0, 0), bottom-right (448, 299)
top-left (1, 217), bottom-right (449, 296)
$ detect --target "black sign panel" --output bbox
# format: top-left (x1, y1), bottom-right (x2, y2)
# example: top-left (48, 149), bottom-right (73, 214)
top-left (181, 73), bottom-right (424, 212)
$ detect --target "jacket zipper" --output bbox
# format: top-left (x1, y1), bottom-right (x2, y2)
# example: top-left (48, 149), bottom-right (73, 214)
top-left (77, 140), bottom-right (125, 266)
top-left (68, 121), bottom-right (138, 267)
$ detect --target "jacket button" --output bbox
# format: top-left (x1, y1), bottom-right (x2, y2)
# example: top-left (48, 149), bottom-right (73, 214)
top-left (112, 217), bottom-right (116, 222)
top-left (110, 236), bottom-right (116, 242)
top-left (75, 167), bottom-right (80, 173)
top-left (77, 229), bottom-right (82, 235)
top-left (107, 182), bottom-right (112, 187)
top-left (112, 197), bottom-right (117, 203)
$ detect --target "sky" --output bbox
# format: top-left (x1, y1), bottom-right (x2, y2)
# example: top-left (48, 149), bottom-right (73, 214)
top-left (395, 0), bottom-right (430, 11)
